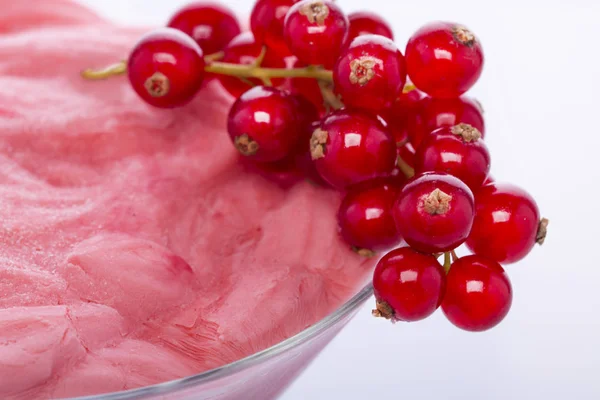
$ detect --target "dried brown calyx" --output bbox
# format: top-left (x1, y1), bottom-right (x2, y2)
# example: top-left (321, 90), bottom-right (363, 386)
top-left (423, 189), bottom-right (452, 215)
top-left (310, 128), bottom-right (328, 160)
top-left (372, 300), bottom-right (395, 320)
top-left (536, 218), bottom-right (549, 245)
top-left (234, 134), bottom-right (259, 156)
top-left (451, 123), bottom-right (482, 142)
top-left (299, 1), bottom-right (330, 26)
top-left (349, 56), bottom-right (378, 86)
top-left (144, 72), bottom-right (170, 97)
top-left (452, 25), bottom-right (476, 47)
top-left (352, 247), bottom-right (376, 258)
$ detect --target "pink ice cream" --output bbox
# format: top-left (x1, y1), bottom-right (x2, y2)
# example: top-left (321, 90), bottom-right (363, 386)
top-left (0, 2), bottom-right (373, 398)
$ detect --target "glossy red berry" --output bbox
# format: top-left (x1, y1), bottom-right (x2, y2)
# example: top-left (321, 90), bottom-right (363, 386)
top-left (442, 255), bottom-right (512, 332)
top-left (467, 183), bottom-right (547, 264)
top-left (347, 11), bottom-right (394, 42)
top-left (127, 28), bottom-right (205, 108)
top-left (373, 247), bottom-right (446, 322)
top-left (393, 172), bottom-right (475, 253)
top-left (384, 89), bottom-right (423, 145)
top-left (415, 123), bottom-right (491, 191)
top-left (338, 179), bottom-right (403, 253)
top-left (218, 32), bottom-right (286, 98)
top-left (334, 34), bottom-right (407, 111)
top-left (227, 86), bottom-right (301, 162)
top-left (406, 22), bottom-right (484, 98)
top-left (167, 2), bottom-right (241, 54)
top-left (409, 96), bottom-right (485, 148)
top-left (251, 0), bottom-right (299, 55)
top-left (284, 0), bottom-right (349, 68)
top-left (310, 110), bottom-right (396, 189)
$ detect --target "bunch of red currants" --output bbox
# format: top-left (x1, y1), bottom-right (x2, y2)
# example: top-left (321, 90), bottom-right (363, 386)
top-left (85, 0), bottom-right (548, 332)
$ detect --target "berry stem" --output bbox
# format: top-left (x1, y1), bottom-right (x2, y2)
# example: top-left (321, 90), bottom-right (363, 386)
top-left (396, 155), bottom-right (415, 179)
top-left (81, 60), bottom-right (127, 80)
top-left (318, 80), bottom-right (344, 111)
top-left (451, 249), bottom-right (458, 262)
top-left (443, 252), bottom-right (452, 273)
top-left (204, 62), bottom-right (333, 81)
top-left (81, 52), bottom-right (333, 83)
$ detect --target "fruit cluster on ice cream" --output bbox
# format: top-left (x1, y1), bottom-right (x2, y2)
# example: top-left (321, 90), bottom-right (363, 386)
top-left (0, 2), bottom-right (372, 398)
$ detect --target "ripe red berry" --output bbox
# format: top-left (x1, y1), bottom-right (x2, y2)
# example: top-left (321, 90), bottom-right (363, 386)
top-left (334, 34), bottom-right (407, 111)
top-left (127, 28), bottom-right (205, 108)
top-left (310, 110), bottom-right (396, 189)
top-left (405, 22), bottom-right (484, 98)
top-left (284, 0), bottom-right (349, 69)
top-left (167, 2), bottom-right (241, 54)
top-left (409, 96), bottom-right (485, 148)
top-left (415, 123), bottom-right (491, 191)
top-left (384, 89), bottom-right (423, 145)
top-left (467, 183), bottom-right (548, 264)
top-left (227, 86), bottom-right (302, 162)
top-left (338, 179), bottom-right (403, 253)
top-left (442, 255), bottom-right (512, 332)
top-left (218, 32), bottom-right (286, 98)
top-left (393, 172), bottom-right (475, 253)
top-left (251, 0), bottom-right (299, 55)
top-left (372, 247), bottom-right (446, 322)
top-left (347, 11), bottom-right (394, 42)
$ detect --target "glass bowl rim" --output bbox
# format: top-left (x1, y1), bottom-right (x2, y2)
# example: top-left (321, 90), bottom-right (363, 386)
top-left (73, 283), bottom-right (374, 399)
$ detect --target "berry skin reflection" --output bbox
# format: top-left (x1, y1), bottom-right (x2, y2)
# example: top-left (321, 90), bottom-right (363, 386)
top-left (82, 0), bottom-right (548, 333)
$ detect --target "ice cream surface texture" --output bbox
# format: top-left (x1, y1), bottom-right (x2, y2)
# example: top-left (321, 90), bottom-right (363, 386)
top-left (0, 1), bottom-right (372, 398)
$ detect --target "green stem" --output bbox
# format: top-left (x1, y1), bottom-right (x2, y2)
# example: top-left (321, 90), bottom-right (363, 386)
top-left (396, 155), bottom-right (415, 179)
top-left (443, 252), bottom-right (452, 273)
top-left (81, 58), bottom-right (334, 83)
top-left (204, 62), bottom-right (333, 82)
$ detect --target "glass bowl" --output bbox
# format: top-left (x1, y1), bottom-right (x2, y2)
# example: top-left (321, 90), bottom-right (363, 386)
top-left (74, 284), bottom-right (373, 400)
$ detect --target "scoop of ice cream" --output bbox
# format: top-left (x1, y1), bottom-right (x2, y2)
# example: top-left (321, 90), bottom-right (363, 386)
top-left (0, 1), bottom-right (373, 398)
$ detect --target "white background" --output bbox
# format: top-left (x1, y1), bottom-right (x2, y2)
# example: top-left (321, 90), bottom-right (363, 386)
top-left (79, 1), bottom-right (600, 399)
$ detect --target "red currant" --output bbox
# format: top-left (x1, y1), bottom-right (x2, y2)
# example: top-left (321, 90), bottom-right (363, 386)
top-left (347, 11), bottom-right (394, 42)
top-left (167, 2), bottom-right (241, 55)
top-left (284, 0), bottom-right (349, 69)
top-left (393, 172), bottom-right (475, 253)
top-left (384, 89), bottom-right (423, 145)
top-left (338, 179), bottom-right (403, 253)
top-left (442, 255), bottom-right (512, 331)
top-left (218, 32), bottom-right (286, 98)
top-left (127, 28), bottom-right (205, 108)
top-left (372, 247), bottom-right (446, 322)
top-left (415, 123), bottom-right (491, 191)
top-left (251, 0), bottom-right (299, 55)
top-left (405, 22), bottom-right (484, 98)
top-left (227, 86), bottom-right (301, 162)
top-left (334, 34), bottom-right (407, 111)
top-left (466, 183), bottom-right (547, 264)
top-left (409, 96), bottom-right (485, 148)
top-left (310, 109), bottom-right (396, 189)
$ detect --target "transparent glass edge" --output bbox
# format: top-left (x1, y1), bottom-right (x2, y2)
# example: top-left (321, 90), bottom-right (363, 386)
top-left (73, 283), bottom-right (374, 400)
